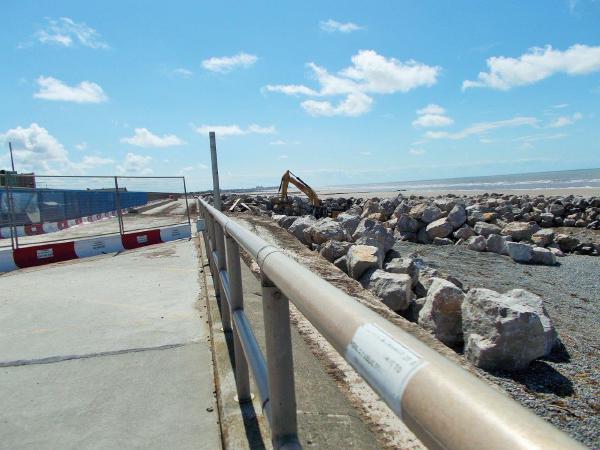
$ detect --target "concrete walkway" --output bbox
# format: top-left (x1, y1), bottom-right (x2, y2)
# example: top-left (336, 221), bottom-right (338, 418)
top-left (0, 239), bottom-right (221, 449)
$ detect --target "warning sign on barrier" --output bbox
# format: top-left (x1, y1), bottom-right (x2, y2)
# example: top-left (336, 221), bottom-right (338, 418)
top-left (36, 248), bottom-right (54, 259)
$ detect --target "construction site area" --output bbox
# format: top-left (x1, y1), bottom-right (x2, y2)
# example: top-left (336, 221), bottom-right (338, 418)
top-left (1, 133), bottom-right (598, 450)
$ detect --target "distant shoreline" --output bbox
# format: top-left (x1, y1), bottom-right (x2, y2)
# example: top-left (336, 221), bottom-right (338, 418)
top-left (316, 186), bottom-right (600, 199)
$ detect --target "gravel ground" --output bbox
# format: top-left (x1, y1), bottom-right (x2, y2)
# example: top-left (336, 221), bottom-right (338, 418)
top-left (235, 213), bottom-right (599, 448)
top-left (393, 239), bottom-right (599, 448)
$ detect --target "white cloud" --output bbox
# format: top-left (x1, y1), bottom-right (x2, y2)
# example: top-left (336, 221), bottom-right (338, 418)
top-left (409, 148), bottom-right (426, 155)
top-left (32, 17), bottom-right (108, 49)
top-left (117, 153), bottom-right (153, 175)
top-left (265, 50), bottom-right (440, 117)
top-left (247, 124), bottom-right (276, 134)
top-left (279, 154), bottom-right (289, 159)
top-left (194, 124), bottom-right (276, 137)
top-left (319, 19), bottom-right (363, 33)
top-left (269, 139), bottom-right (299, 146)
top-left (463, 44), bottom-right (600, 90)
top-left (1, 123), bottom-right (122, 175)
top-left (263, 84), bottom-right (319, 96)
top-left (413, 114), bottom-right (454, 127)
top-left (202, 52), bottom-right (257, 73)
top-left (34, 76), bottom-right (107, 103)
top-left (121, 128), bottom-right (185, 148)
top-left (173, 68), bottom-right (192, 78)
top-left (552, 103), bottom-right (569, 109)
top-left (412, 104), bottom-right (453, 128)
top-left (417, 104), bottom-right (446, 115)
top-left (340, 50), bottom-right (440, 94)
top-left (75, 142), bottom-right (87, 150)
top-left (425, 116), bottom-right (538, 140)
top-left (1, 123), bottom-right (70, 173)
top-left (547, 112), bottom-right (583, 128)
top-left (514, 133), bottom-right (568, 143)
top-left (359, 151), bottom-right (372, 156)
top-left (76, 155), bottom-right (114, 169)
top-left (302, 92), bottom-right (373, 117)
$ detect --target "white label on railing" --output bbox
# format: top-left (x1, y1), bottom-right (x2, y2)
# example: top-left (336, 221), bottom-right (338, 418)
top-left (346, 323), bottom-right (426, 419)
top-left (136, 235), bottom-right (148, 244)
top-left (37, 248), bottom-right (54, 259)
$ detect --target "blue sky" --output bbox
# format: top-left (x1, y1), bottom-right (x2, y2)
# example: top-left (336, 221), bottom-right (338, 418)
top-left (1, 0), bottom-right (600, 190)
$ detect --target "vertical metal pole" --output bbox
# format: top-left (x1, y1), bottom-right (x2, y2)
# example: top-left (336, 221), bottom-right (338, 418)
top-left (9, 142), bottom-right (15, 172)
top-left (7, 181), bottom-right (18, 249)
top-left (214, 222), bottom-right (231, 331)
top-left (209, 131), bottom-right (222, 211)
top-left (4, 180), bottom-right (15, 251)
top-left (225, 234), bottom-right (251, 402)
top-left (114, 177), bottom-right (124, 236)
top-left (262, 274), bottom-right (300, 449)
top-left (182, 176), bottom-right (191, 226)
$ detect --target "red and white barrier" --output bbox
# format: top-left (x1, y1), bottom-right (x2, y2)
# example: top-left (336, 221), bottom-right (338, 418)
top-left (0, 210), bottom-right (123, 240)
top-left (0, 223), bottom-right (191, 273)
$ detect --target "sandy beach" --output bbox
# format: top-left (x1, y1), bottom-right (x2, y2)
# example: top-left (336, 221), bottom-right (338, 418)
top-left (317, 187), bottom-right (600, 199)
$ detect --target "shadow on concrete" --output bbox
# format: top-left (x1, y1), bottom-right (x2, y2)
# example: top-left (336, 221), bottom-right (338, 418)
top-left (216, 293), bottom-right (266, 450)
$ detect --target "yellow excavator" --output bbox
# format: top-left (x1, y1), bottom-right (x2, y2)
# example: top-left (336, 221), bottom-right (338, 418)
top-left (275, 170), bottom-right (328, 217)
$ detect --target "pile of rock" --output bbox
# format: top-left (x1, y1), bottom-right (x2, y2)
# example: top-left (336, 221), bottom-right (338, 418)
top-left (214, 192), bottom-right (600, 260)
top-left (273, 211), bottom-right (560, 371)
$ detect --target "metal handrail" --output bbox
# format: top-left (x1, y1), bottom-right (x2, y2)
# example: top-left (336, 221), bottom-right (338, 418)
top-left (197, 197), bottom-right (584, 450)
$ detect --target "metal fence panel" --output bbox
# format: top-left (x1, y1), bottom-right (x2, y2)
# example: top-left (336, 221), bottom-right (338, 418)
top-left (0, 175), bottom-right (191, 250)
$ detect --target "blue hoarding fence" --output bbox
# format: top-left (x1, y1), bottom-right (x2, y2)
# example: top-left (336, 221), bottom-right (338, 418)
top-left (1, 188), bottom-right (148, 226)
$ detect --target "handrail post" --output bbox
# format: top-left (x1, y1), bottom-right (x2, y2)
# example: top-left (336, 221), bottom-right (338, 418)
top-left (207, 214), bottom-right (220, 298)
top-left (209, 131), bottom-right (222, 211)
top-left (225, 234), bottom-right (252, 402)
top-left (214, 221), bottom-right (231, 332)
top-left (261, 274), bottom-right (301, 449)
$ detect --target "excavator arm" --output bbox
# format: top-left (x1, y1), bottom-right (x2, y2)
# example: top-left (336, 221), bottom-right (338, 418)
top-left (278, 170), bottom-right (321, 207)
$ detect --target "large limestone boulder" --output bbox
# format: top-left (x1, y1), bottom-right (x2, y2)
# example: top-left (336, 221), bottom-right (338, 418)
top-left (506, 289), bottom-right (557, 355)
top-left (418, 278), bottom-right (464, 347)
top-left (466, 235), bottom-right (486, 252)
top-left (396, 213), bottom-right (420, 233)
top-left (434, 198), bottom-right (457, 212)
top-left (486, 234), bottom-right (510, 255)
top-left (501, 222), bottom-right (541, 241)
top-left (360, 199), bottom-right (383, 218)
top-left (277, 215), bottom-right (298, 229)
top-left (288, 216), bottom-right (317, 244)
top-left (531, 229), bottom-right (554, 247)
top-left (319, 240), bottom-right (353, 262)
top-left (506, 242), bottom-right (533, 263)
top-left (347, 245), bottom-right (382, 279)
top-left (384, 257), bottom-right (419, 286)
top-left (421, 205), bottom-right (443, 224)
top-left (309, 218), bottom-right (346, 244)
top-left (473, 221), bottom-right (502, 237)
top-left (447, 204), bottom-right (467, 229)
top-left (556, 234), bottom-right (580, 253)
top-left (379, 198), bottom-right (397, 217)
top-left (408, 203), bottom-right (428, 220)
top-left (361, 269), bottom-right (414, 311)
top-left (462, 288), bottom-right (547, 370)
top-left (426, 217), bottom-right (453, 239)
top-left (453, 225), bottom-right (475, 240)
top-left (336, 212), bottom-right (361, 236)
top-left (531, 247), bottom-right (557, 266)
top-left (352, 218), bottom-right (395, 252)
